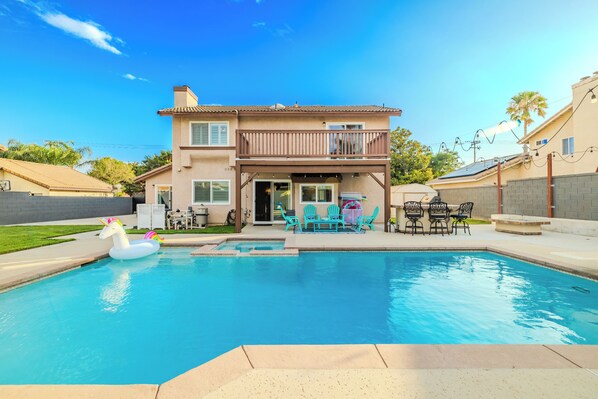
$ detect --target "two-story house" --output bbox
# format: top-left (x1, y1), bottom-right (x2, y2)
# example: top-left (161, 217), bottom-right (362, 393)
top-left (138, 86), bottom-right (401, 232)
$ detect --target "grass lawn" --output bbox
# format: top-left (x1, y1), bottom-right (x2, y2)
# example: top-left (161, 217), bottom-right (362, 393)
top-left (126, 225), bottom-right (236, 235)
top-left (0, 225), bottom-right (103, 255)
top-left (465, 218), bottom-right (491, 225)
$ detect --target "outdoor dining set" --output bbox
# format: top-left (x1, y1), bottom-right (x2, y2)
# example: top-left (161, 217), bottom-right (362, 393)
top-left (399, 201), bottom-right (474, 236)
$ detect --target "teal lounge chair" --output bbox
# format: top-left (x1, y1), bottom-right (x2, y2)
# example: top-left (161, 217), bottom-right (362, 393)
top-left (356, 206), bottom-right (379, 231)
top-left (303, 204), bottom-right (320, 229)
top-left (327, 204), bottom-right (346, 228)
top-left (277, 204), bottom-right (302, 232)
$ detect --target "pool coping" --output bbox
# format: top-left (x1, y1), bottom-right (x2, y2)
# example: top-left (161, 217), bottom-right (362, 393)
top-left (1, 344), bottom-right (597, 398)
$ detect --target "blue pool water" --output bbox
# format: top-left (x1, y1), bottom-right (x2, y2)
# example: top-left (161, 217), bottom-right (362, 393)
top-left (215, 240), bottom-right (285, 252)
top-left (0, 249), bottom-right (596, 384)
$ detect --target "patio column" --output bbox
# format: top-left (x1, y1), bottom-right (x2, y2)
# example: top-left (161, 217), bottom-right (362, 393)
top-left (384, 163), bottom-right (391, 232)
top-left (235, 162), bottom-right (242, 233)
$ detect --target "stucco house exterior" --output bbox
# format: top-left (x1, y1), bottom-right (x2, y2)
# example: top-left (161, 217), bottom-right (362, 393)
top-left (0, 158), bottom-right (113, 196)
top-left (429, 72), bottom-right (598, 190)
top-left (139, 86), bottom-right (401, 232)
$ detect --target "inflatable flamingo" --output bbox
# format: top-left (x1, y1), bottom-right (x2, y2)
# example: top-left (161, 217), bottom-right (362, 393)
top-left (99, 217), bottom-right (162, 260)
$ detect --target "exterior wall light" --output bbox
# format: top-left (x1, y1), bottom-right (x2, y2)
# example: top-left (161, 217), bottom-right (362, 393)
top-left (590, 89), bottom-right (597, 104)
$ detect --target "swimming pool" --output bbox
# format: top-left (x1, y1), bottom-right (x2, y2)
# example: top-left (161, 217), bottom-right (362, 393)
top-left (214, 240), bottom-right (285, 252)
top-left (0, 249), bottom-right (596, 384)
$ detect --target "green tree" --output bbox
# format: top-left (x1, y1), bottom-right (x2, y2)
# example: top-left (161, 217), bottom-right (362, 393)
top-left (135, 150), bottom-right (172, 176)
top-left (429, 150), bottom-right (462, 178)
top-left (88, 157), bottom-right (135, 192)
top-left (506, 91), bottom-right (548, 137)
top-left (390, 127), bottom-right (434, 185)
top-left (0, 139), bottom-right (91, 167)
top-left (123, 150), bottom-right (173, 196)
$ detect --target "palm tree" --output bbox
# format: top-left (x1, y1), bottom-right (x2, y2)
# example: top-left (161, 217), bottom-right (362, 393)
top-left (506, 91), bottom-right (548, 137)
top-left (0, 139), bottom-right (91, 168)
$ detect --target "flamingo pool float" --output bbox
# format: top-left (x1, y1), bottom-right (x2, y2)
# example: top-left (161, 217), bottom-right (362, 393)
top-left (99, 217), bottom-right (162, 260)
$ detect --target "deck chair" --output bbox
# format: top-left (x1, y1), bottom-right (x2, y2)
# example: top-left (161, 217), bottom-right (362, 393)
top-left (327, 204), bottom-right (346, 228)
top-left (277, 204), bottom-right (302, 232)
top-left (303, 204), bottom-right (320, 229)
top-left (355, 206), bottom-right (379, 231)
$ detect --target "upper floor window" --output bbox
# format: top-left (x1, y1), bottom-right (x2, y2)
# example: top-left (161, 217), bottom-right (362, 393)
top-left (327, 123), bottom-right (364, 156)
top-left (562, 137), bottom-right (574, 156)
top-left (190, 122), bottom-right (228, 146)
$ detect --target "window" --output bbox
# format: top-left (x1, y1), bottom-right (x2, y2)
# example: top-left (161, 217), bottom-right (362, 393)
top-left (327, 123), bottom-right (364, 156)
top-left (193, 180), bottom-right (230, 204)
top-left (190, 122), bottom-right (228, 146)
top-left (300, 184), bottom-right (334, 204)
top-left (562, 137), bottom-right (574, 156)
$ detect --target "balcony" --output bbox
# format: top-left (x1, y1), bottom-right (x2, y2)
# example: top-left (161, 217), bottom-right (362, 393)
top-left (236, 129), bottom-right (389, 159)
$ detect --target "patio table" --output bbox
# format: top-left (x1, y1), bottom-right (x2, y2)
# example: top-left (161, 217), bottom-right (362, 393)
top-left (391, 204), bottom-right (459, 234)
top-left (312, 218), bottom-right (343, 232)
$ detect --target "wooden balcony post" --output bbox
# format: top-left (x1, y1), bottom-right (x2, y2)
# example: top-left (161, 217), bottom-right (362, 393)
top-left (384, 162), bottom-right (391, 232)
top-left (235, 162), bottom-right (242, 233)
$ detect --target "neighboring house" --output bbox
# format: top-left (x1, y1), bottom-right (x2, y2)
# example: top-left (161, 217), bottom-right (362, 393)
top-left (428, 154), bottom-right (525, 190)
top-left (0, 158), bottom-right (113, 196)
top-left (0, 144), bottom-right (7, 152)
top-left (140, 85), bottom-right (401, 231)
top-left (134, 163), bottom-right (172, 209)
top-left (517, 72), bottom-right (598, 178)
top-left (430, 72), bottom-right (598, 190)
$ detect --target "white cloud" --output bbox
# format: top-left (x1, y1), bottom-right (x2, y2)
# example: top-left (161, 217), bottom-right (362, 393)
top-left (122, 73), bottom-right (148, 82)
top-left (17, 0), bottom-right (123, 55)
top-left (252, 22), bottom-right (294, 38)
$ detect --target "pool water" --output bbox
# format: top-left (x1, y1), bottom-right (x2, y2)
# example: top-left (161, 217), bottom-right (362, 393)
top-left (215, 240), bottom-right (285, 252)
top-left (0, 249), bottom-right (596, 384)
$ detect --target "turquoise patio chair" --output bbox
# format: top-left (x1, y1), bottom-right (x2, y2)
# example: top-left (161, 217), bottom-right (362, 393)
top-left (355, 206), bottom-right (379, 231)
top-left (277, 204), bottom-right (302, 232)
top-left (327, 204), bottom-right (346, 228)
top-left (303, 204), bottom-right (320, 229)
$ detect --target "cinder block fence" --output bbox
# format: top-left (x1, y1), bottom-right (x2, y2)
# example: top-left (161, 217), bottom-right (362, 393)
top-left (0, 192), bottom-right (133, 225)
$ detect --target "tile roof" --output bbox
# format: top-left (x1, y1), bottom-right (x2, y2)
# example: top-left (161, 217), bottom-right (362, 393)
top-left (0, 158), bottom-right (113, 192)
top-left (158, 104), bottom-right (402, 116)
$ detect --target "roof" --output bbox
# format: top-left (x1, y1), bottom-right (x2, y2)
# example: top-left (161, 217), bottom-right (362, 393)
top-left (158, 104), bottom-right (402, 116)
top-left (0, 144), bottom-right (7, 152)
top-left (427, 154), bottom-right (524, 186)
top-left (391, 183), bottom-right (437, 194)
top-left (517, 103), bottom-right (573, 144)
top-left (0, 158), bottom-right (113, 192)
top-left (134, 163), bottom-right (172, 183)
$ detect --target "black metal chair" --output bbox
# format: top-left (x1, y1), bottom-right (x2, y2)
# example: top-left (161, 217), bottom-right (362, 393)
top-left (451, 202), bottom-right (474, 235)
top-left (403, 201), bottom-right (425, 235)
top-left (428, 201), bottom-right (450, 236)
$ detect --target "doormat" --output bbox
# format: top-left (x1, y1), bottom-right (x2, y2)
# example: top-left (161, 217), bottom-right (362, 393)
top-left (294, 227), bottom-right (366, 234)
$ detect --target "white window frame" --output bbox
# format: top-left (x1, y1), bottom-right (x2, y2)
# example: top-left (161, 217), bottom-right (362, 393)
top-left (154, 184), bottom-right (172, 206)
top-left (562, 137), bottom-right (574, 156)
top-left (252, 179), bottom-right (293, 225)
top-left (189, 121), bottom-right (229, 146)
top-left (299, 183), bottom-right (335, 204)
top-left (325, 122), bottom-right (365, 157)
top-left (192, 179), bottom-right (231, 205)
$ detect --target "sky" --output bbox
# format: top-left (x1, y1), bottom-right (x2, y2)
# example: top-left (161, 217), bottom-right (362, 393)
top-left (1, 0), bottom-right (597, 165)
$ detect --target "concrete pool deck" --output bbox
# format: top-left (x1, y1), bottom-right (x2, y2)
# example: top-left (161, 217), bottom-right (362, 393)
top-left (1, 344), bottom-right (597, 398)
top-left (1, 218), bottom-right (597, 397)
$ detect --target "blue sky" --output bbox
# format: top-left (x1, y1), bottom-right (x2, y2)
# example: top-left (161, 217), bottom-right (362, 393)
top-left (1, 0), bottom-right (597, 164)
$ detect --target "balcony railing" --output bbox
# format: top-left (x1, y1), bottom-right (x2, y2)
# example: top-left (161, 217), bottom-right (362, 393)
top-left (237, 129), bottom-right (389, 159)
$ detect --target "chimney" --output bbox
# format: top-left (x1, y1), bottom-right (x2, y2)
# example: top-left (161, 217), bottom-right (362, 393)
top-left (173, 85), bottom-right (198, 108)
